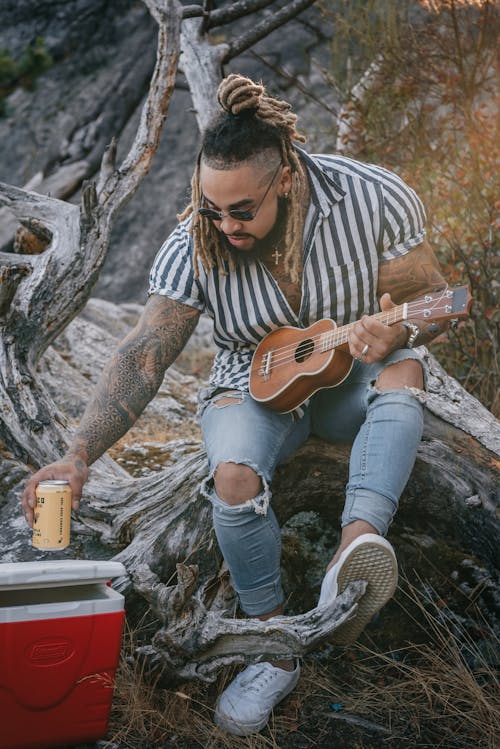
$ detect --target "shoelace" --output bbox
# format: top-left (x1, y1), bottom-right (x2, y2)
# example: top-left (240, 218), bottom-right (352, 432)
top-left (240, 666), bottom-right (283, 694)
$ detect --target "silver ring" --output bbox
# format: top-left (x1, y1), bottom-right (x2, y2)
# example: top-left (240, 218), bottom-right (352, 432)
top-left (361, 343), bottom-right (369, 356)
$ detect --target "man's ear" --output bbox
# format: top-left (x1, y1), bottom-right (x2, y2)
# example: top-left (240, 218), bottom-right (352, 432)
top-left (279, 165), bottom-right (293, 196)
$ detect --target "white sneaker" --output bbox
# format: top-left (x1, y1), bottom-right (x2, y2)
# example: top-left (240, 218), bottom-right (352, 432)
top-left (318, 533), bottom-right (398, 645)
top-left (214, 660), bottom-right (300, 736)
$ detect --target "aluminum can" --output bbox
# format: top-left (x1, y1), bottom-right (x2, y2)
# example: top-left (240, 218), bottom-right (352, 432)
top-left (32, 480), bottom-right (71, 550)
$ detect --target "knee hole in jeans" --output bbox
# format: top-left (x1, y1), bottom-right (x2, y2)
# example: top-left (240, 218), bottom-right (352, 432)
top-left (214, 462), bottom-right (263, 506)
top-left (375, 359), bottom-right (423, 391)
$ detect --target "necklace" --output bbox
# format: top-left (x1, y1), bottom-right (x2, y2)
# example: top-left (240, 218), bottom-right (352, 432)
top-left (272, 247), bottom-right (282, 265)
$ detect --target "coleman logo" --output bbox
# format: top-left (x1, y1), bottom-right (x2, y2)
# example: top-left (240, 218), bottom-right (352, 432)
top-left (27, 638), bottom-right (73, 664)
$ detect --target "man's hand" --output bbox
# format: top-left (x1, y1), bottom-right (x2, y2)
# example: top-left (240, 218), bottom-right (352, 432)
top-left (22, 454), bottom-right (89, 528)
top-left (348, 293), bottom-right (407, 363)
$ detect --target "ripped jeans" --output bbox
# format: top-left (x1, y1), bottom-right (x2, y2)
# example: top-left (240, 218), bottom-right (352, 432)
top-left (200, 349), bottom-right (425, 616)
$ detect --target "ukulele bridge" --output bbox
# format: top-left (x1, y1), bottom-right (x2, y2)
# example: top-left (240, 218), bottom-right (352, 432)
top-left (259, 351), bottom-right (273, 381)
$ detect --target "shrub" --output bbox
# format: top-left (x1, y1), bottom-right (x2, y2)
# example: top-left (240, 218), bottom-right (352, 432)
top-left (321, 0), bottom-right (499, 413)
top-left (0, 37), bottom-right (53, 115)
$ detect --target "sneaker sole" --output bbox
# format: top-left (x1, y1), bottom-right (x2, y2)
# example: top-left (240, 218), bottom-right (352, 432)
top-left (331, 540), bottom-right (398, 645)
top-left (215, 710), bottom-right (268, 737)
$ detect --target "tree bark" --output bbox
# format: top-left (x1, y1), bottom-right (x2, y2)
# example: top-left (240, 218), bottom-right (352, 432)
top-left (180, 17), bottom-right (229, 130)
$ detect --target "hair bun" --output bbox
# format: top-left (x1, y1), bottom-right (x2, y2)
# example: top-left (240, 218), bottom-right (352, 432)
top-left (217, 74), bottom-right (264, 115)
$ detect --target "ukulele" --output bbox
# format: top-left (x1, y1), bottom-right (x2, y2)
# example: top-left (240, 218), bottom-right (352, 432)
top-left (249, 286), bottom-right (472, 413)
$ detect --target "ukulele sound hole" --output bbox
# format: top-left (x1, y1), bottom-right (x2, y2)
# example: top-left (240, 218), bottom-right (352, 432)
top-left (295, 338), bottom-right (314, 363)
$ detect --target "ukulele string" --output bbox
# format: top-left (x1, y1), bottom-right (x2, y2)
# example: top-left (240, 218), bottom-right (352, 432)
top-left (259, 293), bottom-right (451, 372)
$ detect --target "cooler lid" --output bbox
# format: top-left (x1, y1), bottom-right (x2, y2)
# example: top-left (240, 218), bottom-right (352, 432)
top-left (0, 560), bottom-right (126, 590)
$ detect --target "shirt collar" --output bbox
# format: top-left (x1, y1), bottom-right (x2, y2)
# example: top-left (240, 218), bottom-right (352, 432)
top-left (296, 147), bottom-right (346, 217)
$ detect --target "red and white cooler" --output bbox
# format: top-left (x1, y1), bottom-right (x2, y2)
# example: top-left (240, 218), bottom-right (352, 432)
top-left (0, 560), bottom-right (126, 749)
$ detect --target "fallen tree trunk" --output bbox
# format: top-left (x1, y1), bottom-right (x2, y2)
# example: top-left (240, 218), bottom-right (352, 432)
top-left (77, 345), bottom-right (499, 682)
top-left (0, 293), bottom-right (498, 682)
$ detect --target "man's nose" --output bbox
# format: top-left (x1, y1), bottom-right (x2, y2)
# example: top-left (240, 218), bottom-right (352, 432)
top-left (219, 215), bottom-right (243, 234)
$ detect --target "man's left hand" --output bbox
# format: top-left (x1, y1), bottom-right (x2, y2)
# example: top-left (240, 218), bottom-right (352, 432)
top-left (347, 293), bottom-right (407, 363)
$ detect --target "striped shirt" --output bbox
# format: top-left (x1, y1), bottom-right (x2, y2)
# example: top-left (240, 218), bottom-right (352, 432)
top-left (149, 150), bottom-right (426, 393)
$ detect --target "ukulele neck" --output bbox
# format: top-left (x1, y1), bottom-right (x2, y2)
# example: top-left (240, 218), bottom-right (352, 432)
top-left (323, 304), bottom-right (408, 350)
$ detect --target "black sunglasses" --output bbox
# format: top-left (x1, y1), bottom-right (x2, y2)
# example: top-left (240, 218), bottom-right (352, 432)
top-left (198, 162), bottom-right (282, 222)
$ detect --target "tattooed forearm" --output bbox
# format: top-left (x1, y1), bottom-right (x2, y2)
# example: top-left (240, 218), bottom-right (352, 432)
top-left (379, 240), bottom-right (450, 348)
top-left (67, 295), bottom-right (200, 465)
top-left (378, 240), bottom-right (447, 303)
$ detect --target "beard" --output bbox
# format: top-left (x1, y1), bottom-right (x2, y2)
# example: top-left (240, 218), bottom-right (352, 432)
top-left (221, 198), bottom-right (288, 262)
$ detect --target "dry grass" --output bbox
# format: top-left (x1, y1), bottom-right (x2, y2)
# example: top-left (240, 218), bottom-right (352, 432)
top-left (316, 577), bottom-right (500, 748)
top-left (106, 617), bottom-right (293, 749)
top-left (102, 577), bottom-right (499, 749)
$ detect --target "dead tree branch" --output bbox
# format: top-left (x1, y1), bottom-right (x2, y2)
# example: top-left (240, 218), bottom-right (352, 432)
top-left (180, 0), bottom-right (318, 130)
top-left (208, 0), bottom-right (277, 28)
top-left (223, 0), bottom-right (318, 62)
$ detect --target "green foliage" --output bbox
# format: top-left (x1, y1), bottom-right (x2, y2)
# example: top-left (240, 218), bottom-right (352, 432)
top-left (0, 49), bottom-right (19, 85)
top-left (0, 37), bottom-right (53, 115)
top-left (322, 0), bottom-right (499, 413)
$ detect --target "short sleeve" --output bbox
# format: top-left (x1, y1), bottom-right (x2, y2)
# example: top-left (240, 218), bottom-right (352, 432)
top-left (379, 171), bottom-right (426, 262)
top-left (148, 218), bottom-right (205, 311)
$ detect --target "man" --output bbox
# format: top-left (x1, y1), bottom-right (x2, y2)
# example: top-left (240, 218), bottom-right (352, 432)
top-left (23, 74), bottom-right (448, 736)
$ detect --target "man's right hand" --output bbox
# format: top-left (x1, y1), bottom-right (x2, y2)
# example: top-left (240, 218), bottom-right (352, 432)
top-left (22, 455), bottom-right (88, 528)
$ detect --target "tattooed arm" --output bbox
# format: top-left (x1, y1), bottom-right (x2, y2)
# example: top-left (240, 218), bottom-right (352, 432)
top-left (377, 239), bottom-right (449, 347)
top-left (22, 295), bottom-right (200, 524)
top-left (70, 295), bottom-right (200, 464)
top-left (348, 240), bottom-right (449, 361)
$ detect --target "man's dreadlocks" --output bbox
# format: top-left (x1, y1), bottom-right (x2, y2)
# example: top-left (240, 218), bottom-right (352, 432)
top-left (178, 74), bottom-right (308, 283)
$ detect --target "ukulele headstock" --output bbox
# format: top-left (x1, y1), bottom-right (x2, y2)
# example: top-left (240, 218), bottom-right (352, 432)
top-left (410, 286), bottom-right (473, 322)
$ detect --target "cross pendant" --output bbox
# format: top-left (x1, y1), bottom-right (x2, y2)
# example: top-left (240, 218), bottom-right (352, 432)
top-left (272, 248), bottom-right (282, 265)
